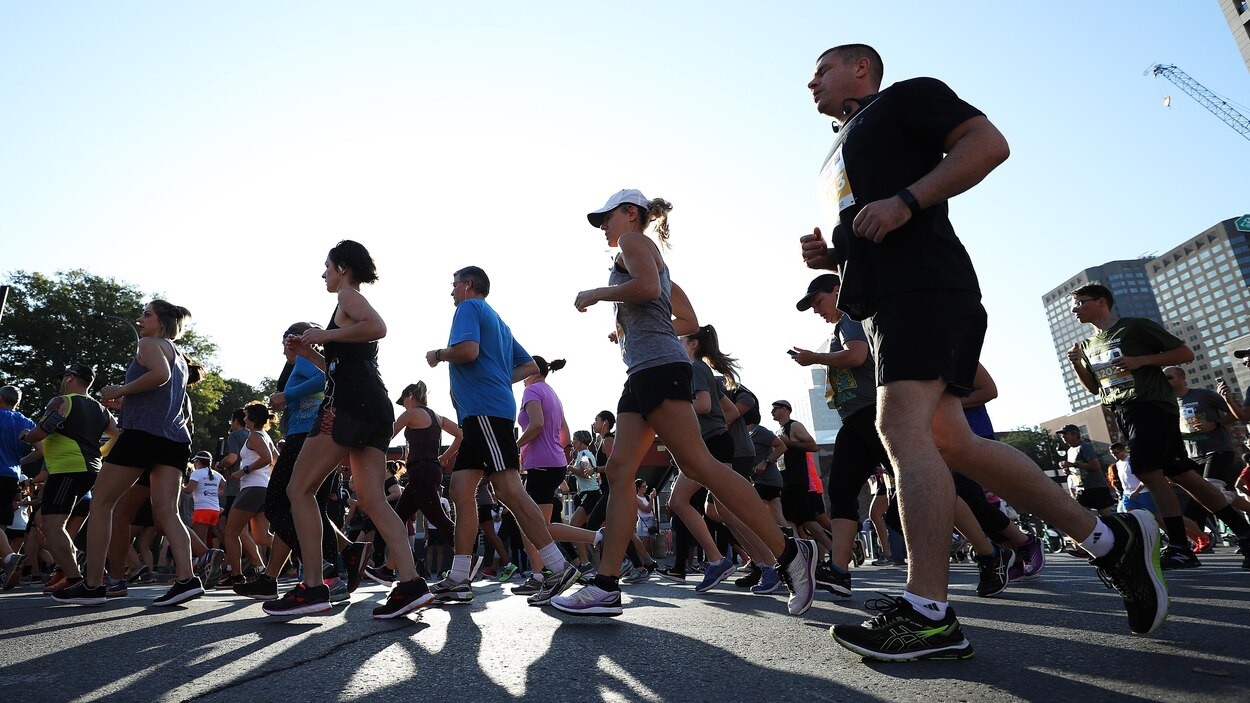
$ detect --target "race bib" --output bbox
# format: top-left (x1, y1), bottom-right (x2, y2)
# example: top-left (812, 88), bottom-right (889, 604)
top-left (1088, 345), bottom-right (1133, 391)
top-left (818, 144), bottom-right (856, 214)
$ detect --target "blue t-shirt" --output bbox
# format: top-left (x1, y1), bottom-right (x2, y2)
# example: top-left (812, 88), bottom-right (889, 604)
top-left (447, 298), bottom-right (532, 422)
top-left (0, 409), bottom-right (36, 479)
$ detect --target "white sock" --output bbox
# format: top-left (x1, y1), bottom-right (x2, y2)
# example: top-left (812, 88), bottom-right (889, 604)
top-left (538, 543), bottom-right (567, 572)
top-left (1080, 518), bottom-right (1116, 559)
top-left (449, 554), bottom-right (472, 583)
top-left (902, 591), bottom-right (948, 620)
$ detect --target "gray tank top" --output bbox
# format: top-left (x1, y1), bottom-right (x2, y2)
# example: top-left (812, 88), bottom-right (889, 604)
top-left (610, 255), bottom-right (689, 375)
top-left (121, 339), bottom-right (192, 444)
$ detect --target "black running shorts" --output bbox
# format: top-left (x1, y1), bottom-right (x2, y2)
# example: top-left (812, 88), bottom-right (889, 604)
top-left (42, 472), bottom-right (96, 515)
top-left (1111, 402), bottom-right (1194, 478)
top-left (454, 416), bottom-right (520, 476)
top-left (108, 429), bottom-right (191, 472)
top-left (863, 290), bottom-right (985, 395)
top-left (617, 362), bottom-right (693, 419)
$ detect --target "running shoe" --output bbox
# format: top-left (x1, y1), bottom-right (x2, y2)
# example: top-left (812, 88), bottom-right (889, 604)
top-left (342, 542), bottom-right (373, 593)
top-left (751, 566), bottom-right (782, 595)
top-left (105, 578), bottom-right (128, 598)
top-left (430, 576), bottom-right (474, 603)
top-left (779, 538), bottom-right (817, 616)
top-left (869, 556), bottom-right (895, 567)
top-left (528, 564), bottom-right (581, 606)
top-left (1009, 535), bottom-right (1045, 582)
top-left (576, 562), bottom-right (594, 576)
top-left (550, 585), bottom-right (623, 617)
top-left (974, 545), bottom-right (1015, 598)
top-left (42, 569), bottom-right (67, 594)
top-left (816, 564), bottom-right (851, 597)
top-left (481, 566), bottom-right (497, 578)
top-left (512, 572), bottom-right (546, 596)
top-left (372, 578), bottom-right (435, 619)
top-left (50, 579), bottom-right (107, 606)
top-left (327, 577), bottom-right (350, 604)
top-left (619, 560), bottom-right (635, 581)
top-left (264, 583), bottom-right (332, 616)
top-left (656, 566), bottom-right (687, 584)
top-left (152, 577), bottom-right (205, 607)
top-left (620, 565), bottom-right (653, 585)
top-left (364, 565), bottom-right (396, 586)
top-left (852, 538), bottom-right (866, 567)
top-left (1, 553), bottom-right (25, 591)
top-left (234, 574), bottom-right (279, 600)
top-left (734, 565), bottom-right (762, 589)
top-left (200, 549), bottom-right (226, 590)
top-left (469, 555), bottom-right (485, 581)
top-left (1091, 510), bottom-right (1168, 636)
top-left (695, 557), bottom-right (736, 593)
top-left (126, 564), bottom-right (151, 584)
top-left (217, 573), bottom-right (247, 590)
top-left (497, 563), bottom-right (518, 582)
top-left (830, 595), bottom-right (974, 662)
top-left (1160, 545), bottom-right (1201, 571)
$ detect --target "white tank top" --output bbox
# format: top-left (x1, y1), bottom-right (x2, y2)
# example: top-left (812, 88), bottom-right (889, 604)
top-left (189, 468), bottom-right (223, 511)
top-left (238, 431), bottom-right (274, 490)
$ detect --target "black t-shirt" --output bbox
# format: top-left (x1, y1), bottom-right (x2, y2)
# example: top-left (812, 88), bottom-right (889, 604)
top-left (819, 77), bottom-right (985, 320)
top-left (779, 419), bottom-right (809, 490)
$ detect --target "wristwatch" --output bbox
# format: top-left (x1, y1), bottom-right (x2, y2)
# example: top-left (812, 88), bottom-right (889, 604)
top-left (897, 188), bottom-right (922, 216)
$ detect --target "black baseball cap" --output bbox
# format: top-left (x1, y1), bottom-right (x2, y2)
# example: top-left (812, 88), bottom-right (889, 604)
top-left (1058, 424), bottom-right (1080, 435)
top-left (63, 364), bottom-right (95, 386)
top-left (1235, 349), bottom-right (1250, 359)
top-left (772, 400), bottom-right (793, 411)
top-left (395, 383), bottom-right (422, 406)
top-left (796, 274), bottom-right (840, 311)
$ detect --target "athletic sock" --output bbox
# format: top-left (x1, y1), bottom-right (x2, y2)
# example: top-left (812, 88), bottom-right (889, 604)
top-left (902, 591), bottom-right (948, 620)
top-left (1213, 505), bottom-right (1250, 538)
top-left (1162, 516), bottom-right (1190, 550)
top-left (778, 537), bottom-right (798, 568)
top-left (830, 563), bottom-right (848, 575)
top-left (592, 573), bottom-right (620, 592)
top-left (1081, 518), bottom-right (1116, 558)
top-left (538, 543), bottom-right (567, 572)
top-left (449, 554), bottom-right (472, 583)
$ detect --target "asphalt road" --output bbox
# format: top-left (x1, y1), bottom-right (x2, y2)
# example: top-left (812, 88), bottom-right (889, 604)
top-left (1, 551), bottom-right (1247, 703)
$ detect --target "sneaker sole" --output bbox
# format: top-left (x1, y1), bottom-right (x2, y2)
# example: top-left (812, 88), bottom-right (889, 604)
top-left (50, 596), bottom-right (108, 606)
top-left (1127, 509), bottom-right (1168, 636)
top-left (694, 563), bottom-right (736, 593)
top-left (432, 592), bottom-right (474, 603)
top-left (372, 592), bottom-right (435, 619)
top-left (237, 591), bottom-right (280, 601)
top-left (830, 626), bottom-right (975, 662)
top-left (264, 601), bottom-right (334, 616)
top-left (550, 601), bottom-right (623, 617)
top-left (751, 584), bottom-right (783, 595)
top-left (657, 573), bottom-right (687, 584)
top-left (364, 572), bottom-right (395, 586)
top-left (153, 586), bottom-right (205, 607)
top-left (817, 581), bottom-right (851, 598)
top-left (788, 539), bottom-right (818, 616)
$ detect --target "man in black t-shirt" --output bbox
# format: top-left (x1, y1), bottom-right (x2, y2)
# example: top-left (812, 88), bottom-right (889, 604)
top-left (802, 44), bottom-right (1170, 662)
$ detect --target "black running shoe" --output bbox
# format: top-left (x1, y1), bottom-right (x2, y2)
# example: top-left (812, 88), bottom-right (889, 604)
top-left (816, 564), bottom-right (852, 597)
top-left (656, 566), bottom-right (687, 584)
top-left (233, 574), bottom-right (279, 600)
top-left (1159, 545), bottom-right (1200, 571)
top-left (1240, 537), bottom-right (1250, 571)
top-left (152, 577), bottom-right (205, 607)
top-left (1091, 510), bottom-right (1167, 636)
top-left (363, 565), bottom-right (395, 586)
top-left (50, 579), bottom-right (108, 606)
top-left (975, 545), bottom-right (1015, 598)
top-left (372, 578), bottom-right (435, 619)
top-left (342, 542), bottom-right (372, 593)
top-left (830, 595), bottom-right (974, 662)
top-left (734, 565), bottom-right (761, 589)
top-left (263, 583), bottom-right (332, 616)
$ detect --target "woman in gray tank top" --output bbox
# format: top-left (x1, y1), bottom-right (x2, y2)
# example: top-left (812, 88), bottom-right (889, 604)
top-left (56, 300), bottom-right (205, 607)
top-left (551, 190), bottom-right (817, 618)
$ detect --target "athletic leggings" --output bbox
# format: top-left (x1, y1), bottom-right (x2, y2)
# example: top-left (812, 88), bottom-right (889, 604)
top-left (393, 460), bottom-right (455, 540)
top-left (264, 433), bottom-right (338, 565)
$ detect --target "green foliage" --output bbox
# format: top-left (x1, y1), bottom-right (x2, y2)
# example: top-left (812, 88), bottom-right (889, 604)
top-left (998, 425), bottom-right (1063, 474)
top-left (1, 270), bottom-right (268, 452)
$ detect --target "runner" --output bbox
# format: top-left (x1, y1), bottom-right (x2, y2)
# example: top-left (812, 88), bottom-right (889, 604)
top-left (0, 385), bottom-right (35, 589)
top-left (220, 402), bottom-right (276, 589)
top-left (185, 452), bottom-right (223, 553)
top-left (553, 189), bottom-right (815, 617)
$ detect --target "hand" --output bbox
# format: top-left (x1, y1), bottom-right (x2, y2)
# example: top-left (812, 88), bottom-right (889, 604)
top-left (231, 470), bottom-right (244, 480)
top-left (102, 396), bottom-right (123, 410)
top-left (34, 469), bottom-right (48, 485)
top-left (800, 227), bottom-right (836, 270)
top-left (852, 196), bottom-right (912, 243)
top-left (1195, 420), bottom-right (1218, 433)
top-left (791, 347), bottom-right (818, 366)
top-left (300, 328), bottom-right (331, 345)
top-left (101, 385), bottom-right (125, 401)
top-left (608, 331), bottom-right (619, 344)
top-left (1066, 343), bottom-right (1084, 363)
top-left (1218, 381), bottom-right (1235, 399)
top-left (1112, 355), bottom-right (1146, 372)
top-left (268, 392), bottom-right (287, 410)
top-left (425, 350), bottom-right (441, 368)
top-left (574, 289), bottom-right (599, 312)
top-left (285, 335), bottom-right (314, 358)
top-left (438, 449), bottom-right (457, 470)
top-left (753, 462), bottom-right (765, 475)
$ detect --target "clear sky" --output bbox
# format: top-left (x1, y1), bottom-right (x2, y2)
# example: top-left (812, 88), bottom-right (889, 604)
top-left (3, 2), bottom-right (1246, 440)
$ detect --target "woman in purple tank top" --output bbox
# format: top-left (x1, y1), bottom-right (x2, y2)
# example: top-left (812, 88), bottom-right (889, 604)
top-left (54, 300), bottom-right (205, 608)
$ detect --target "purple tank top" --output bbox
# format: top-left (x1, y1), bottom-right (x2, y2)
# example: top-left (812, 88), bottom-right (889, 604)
top-left (121, 339), bottom-right (191, 443)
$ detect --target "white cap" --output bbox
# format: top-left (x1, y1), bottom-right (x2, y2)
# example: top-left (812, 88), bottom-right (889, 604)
top-left (587, 189), bottom-right (649, 228)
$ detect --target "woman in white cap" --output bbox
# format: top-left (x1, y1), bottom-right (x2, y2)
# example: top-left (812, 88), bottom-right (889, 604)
top-left (551, 190), bottom-right (817, 617)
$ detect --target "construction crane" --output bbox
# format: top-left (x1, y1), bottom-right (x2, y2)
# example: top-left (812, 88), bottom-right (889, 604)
top-left (1148, 64), bottom-right (1250, 142)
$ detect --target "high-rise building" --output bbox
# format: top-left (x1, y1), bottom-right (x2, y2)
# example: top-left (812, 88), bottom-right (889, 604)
top-left (1042, 260), bottom-right (1163, 411)
top-left (1217, 0), bottom-right (1250, 75)
top-left (1043, 217), bottom-right (1250, 412)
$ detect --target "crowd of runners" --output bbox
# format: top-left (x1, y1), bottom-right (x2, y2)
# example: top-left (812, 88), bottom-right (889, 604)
top-left (2, 43), bottom-right (1248, 663)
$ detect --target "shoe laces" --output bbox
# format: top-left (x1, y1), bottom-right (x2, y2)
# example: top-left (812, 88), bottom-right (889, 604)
top-left (862, 594), bottom-right (908, 627)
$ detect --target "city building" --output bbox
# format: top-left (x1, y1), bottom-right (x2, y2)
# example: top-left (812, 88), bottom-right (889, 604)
top-left (1042, 259), bottom-right (1164, 411)
top-left (1218, 0), bottom-right (1250, 75)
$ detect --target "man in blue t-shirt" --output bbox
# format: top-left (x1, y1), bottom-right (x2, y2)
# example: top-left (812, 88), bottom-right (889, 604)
top-left (425, 266), bottom-right (580, 605)
top-left (0, 385), bottom-right (36, 588)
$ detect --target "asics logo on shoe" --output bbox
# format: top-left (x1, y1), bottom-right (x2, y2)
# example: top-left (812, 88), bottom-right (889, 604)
top-left (883, 623), bottom-right (956, 651)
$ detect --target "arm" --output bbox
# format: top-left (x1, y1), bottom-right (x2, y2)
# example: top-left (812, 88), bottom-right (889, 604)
top-left (437, 414), bottom-right (463, 468)
top-left (307, 288), bottom-right (386, 345)
top-left (768, 436), bottom-right (786, 463)
top-left (961, 364), bottom-right (998, 409)
top-left (21, 396), bottom-right (70, 444)
top-left (234, 433), bottom-right (272, 479)
top-left (1067, 343), bottom-right (1100, 395)
top-left (719, 394), bottom-right (740, 425)
top-left (104, 414), bottom-right (120, 441)
top-left (18, 442), bottom-right (43, 466)
top-left (511, 360), bottom-right (539, 384)
top-left (1217, 380), bottom-right (1250, 423)
top-left (183, 479), bottom-right (198, 495)
top-left (516, 399), bottom-right (543, 448)
top-left (282, 361), bottom-right (326, 401)
top-left (428, 340), bottom-right (481, 367)
top-left (101, 338), bottom-right (173, 400)
top-left (692, 390), bottom-right (712, 415)
top-left (668, 281), bottom-right (700, 337)
top-left (786, 422), bottom-right (819, 452)
top-left (558, 418), bottom-right (570, 452)
top-left (574, 233), bottom-right (660, 309)
top-left (1116, 344), bottom-right (1194, 372)
top-left (792, 340), bottom-right (868, 369)
top-left (392, 410), bottom-right (411, 443)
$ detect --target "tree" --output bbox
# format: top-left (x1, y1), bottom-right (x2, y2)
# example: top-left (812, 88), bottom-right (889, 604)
top-left (997, 425), bottom-right (1064, 479)
top-left (0, 269), bottom-right (263, 452)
